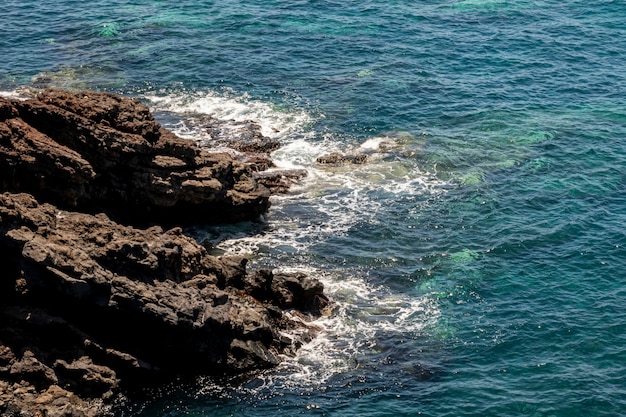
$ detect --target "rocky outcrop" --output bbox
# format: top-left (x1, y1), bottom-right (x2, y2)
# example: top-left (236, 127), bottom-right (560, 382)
top-left (316, 152), bottom-right (367, 166)
top-left (0, 193), bottom-right (328, 415)
top-left (183, 115), bottom-right (308, 193)
top-left (315, 134), bottom-right (411, 167)
top-left (0, 89), bottom-right (270, 224)
top-left (200, 117), bottom-right (282, 156)
top-left (0, 90), bottom-right (328, 416)
top-left (253, 169), bottom-right (308, 194)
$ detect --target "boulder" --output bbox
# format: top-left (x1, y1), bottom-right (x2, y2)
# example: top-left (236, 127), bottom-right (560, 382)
top-left (199, 117), bottom-right (281, 155)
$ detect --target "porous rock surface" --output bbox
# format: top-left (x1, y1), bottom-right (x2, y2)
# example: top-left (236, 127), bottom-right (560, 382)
top-left (0, 90), bottom-right (327, 416)
top-left (0, 89), bottom-right (270, 223)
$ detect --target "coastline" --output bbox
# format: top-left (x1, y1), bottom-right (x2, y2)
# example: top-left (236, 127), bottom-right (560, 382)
top-left (0, 89), bottom-right (328, 416)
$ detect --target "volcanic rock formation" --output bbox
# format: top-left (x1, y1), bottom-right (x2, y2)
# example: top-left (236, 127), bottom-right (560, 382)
top-left (0, 89), bottom-right (270, 224)
top-left (0, 90), bottom-right (327, 417)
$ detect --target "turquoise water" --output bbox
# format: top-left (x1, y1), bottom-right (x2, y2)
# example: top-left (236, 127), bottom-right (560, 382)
top-left (2, 1), bottom-right (626, 415)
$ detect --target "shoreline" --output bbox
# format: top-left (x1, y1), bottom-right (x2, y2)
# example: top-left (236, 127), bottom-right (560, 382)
top-left (0, 89), bottom-right (328, 416)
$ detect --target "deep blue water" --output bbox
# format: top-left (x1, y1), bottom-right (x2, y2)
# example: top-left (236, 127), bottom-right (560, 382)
top-left (2, 1), bottom-right (626, 416)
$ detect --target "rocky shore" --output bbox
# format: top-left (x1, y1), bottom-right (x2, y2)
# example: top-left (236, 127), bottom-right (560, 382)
top-left (0, 90), bottom-right (327, 416)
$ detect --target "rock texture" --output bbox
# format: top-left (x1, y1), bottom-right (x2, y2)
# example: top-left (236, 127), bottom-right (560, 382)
top-left (0, 90), bottom-right (328, 416)
top-left (316, 152), bottom-right (367, 166)
top-left (183, 115), bottom-right (308, 193)
top-left (0, 89), bottom-right (270, 224)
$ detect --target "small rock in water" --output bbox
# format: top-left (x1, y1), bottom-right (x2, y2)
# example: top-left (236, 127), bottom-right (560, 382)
top-left (316, 152), bottom-right (367, 166)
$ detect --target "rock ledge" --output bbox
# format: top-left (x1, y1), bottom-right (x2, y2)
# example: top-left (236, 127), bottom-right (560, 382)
top-left (0, 89), bottom-right (270, 224)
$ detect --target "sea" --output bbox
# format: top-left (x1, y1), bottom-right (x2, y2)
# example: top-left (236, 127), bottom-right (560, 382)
top-left (2, 1), bottom-right (626, 416)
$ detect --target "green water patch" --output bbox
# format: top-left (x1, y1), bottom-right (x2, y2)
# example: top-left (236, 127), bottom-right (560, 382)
top-left (98, 22), bottom-right (120, 37)
top-left (429, 317), bottom-right (458, 340)
top-left (382, 78), bottom-right (410, 93)
top-left (419, 108), bottom-right (568, 191)
top-left (30, 66), bottom-right (127, 90)
top-left (452, 0), bottom-right (511, 11)
top-left (31, 67), bottom-right (83, 89)
top-left (452, 169), bottom-right (486, 185)
top-left (448, 248), bottom-right (481, 263)
top-left (524, 157), bottom-right (549, 174)
top-left (492, 158), bottom-right (517, 169)
top-left (411, 247), bottom-right (487, 345)
top-left (510, 131), bottom-right (555, 145)
top-left (126, 44), bottom-right (158, 58)
top-left (144, 11), bottom-right (206, 29)
top-left (360, 162), bottom-right (411, 182)
top-left (281, 18), bottom-right (359, 37)
top-left (414, 249), bottom-right (484, 291)
top-left (415, 279), bottom-right (449, 300)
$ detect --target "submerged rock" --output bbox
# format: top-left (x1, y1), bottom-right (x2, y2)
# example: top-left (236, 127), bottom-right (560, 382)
top-left (199, 117), bottom-right (281, 155)
top-left (316, 132), bottom-right (418, 167)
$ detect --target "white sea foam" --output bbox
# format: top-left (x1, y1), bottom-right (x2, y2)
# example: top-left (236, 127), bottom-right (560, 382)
top-left (248, 268), bottom-right (440, 388)
top-left (223, 132), bottom-right (448, 256)
top-left (145, 88), bottom-right (447, 387)
top-left (144, 89), bottom-right (312, 140)
top-left (153, 89), bottom-right (450, 267)
top-left (0, 88), bottom-right (35, 100)
top-left (0, 91), bottom-right (20, 99)
top-left (359, 135), bottom-right (392, 151)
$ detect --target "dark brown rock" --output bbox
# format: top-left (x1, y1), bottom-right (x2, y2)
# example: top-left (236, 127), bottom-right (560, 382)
top-left (253, 169), bottom-right (308, 194)
top-left (0, 89), bottom-right (327, 416)
top-left (0, 380), bottom-right (103, 417)
top-left (9, 350), bottom-right (58, 389)
top-left (38, 89), bottom-right (162, 142)
top-left (200, 117), bottom-right (281, 154)
top-left (316, 152), bottom-right (367, 165)
top-left (0, 89), bottom-right (270, 224)
top-left (0, 192), bottom-right (328, 415)
top-left (243, 270), bottom-right (329, 315)
top-left (53, 357), bottom-right (118, 398)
